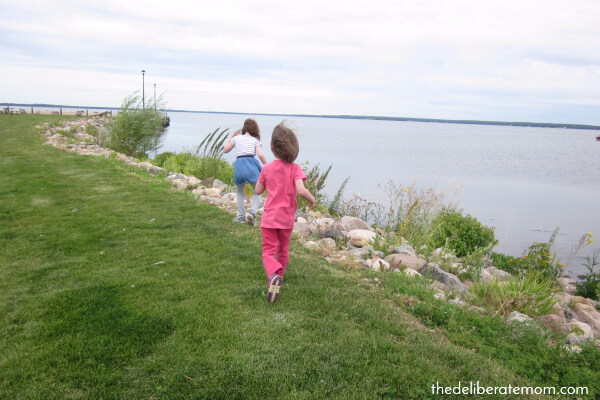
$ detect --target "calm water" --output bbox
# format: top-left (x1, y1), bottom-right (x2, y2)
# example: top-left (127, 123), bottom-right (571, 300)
top-left (156, 111), bottom-right (600, 278)
top-left (22, 105), bottom-right (598, 277)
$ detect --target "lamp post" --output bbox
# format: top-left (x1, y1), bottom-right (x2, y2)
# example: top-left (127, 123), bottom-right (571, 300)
top-left (141, 69), bottom-right (146, 108)
top-left (154, 83), bottom-right (157, 111)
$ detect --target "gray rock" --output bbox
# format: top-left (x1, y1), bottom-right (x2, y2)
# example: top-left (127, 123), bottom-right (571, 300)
top-left (311, 218), bottom-right (335, 233)
top-left (448, 298), bottom-right (468, 308)
top-left (148, 165), bottom-right (163, 175)
top-left (318, 229), bottom-right (345, 241)
top-left (564, 307), bottom-right (578, 320)
top-left (371, 258), bottom-right (391, 271)
top-left (340, 216), bottom-right (372, 232)
top-left (212, 178), bottom-right (228, 189)
top-left (506, 311), bottom-right (533, 324)
top-left (167, 173), bottom-right (187, 180)
top-left (293, 222), bottom-right (312, 236)
top-left (566, 334), bottom-right (590, 346)
top-left (385, 253), bottom-right (427, 272)
top-left (391, 244), bottom-right (417, 258)
top-left (402, 268), bottom-right (422, 277)
top-left (346, 229), bottom-right (376, 247)
top-left (295, 209), bottom-right (308, 220)
top-left (421, 265), bottom-right (468, 293)
top-left (349, 247), bottom-right (372, 259)
top-left (485, 267), bottom-right (512, 282)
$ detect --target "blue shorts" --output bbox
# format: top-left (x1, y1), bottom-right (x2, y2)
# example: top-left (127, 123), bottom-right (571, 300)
top-left (234, 157), bottom-right (262, 186)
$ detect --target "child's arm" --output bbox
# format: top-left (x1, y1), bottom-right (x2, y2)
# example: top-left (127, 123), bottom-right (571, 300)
top-left (255, 181), bottom-right (266, 195)
top-left (295, 179), bottom-right (316, 210)
top-left (223, 130), bottom-right (240, 153)
top-left (256, 145), bottom-right (267, 165)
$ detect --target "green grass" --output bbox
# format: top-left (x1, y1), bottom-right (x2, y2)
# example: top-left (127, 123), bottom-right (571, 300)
top-left (1, 115), bottom-right (598, 399)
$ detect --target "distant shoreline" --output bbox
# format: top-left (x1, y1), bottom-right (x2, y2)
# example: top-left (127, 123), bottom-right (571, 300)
top-left (3, 102), bottom-right (600, 131)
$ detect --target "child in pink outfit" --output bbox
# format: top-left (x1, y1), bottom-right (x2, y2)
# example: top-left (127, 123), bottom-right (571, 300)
top-left (255, 123), bottom-right (316, 303)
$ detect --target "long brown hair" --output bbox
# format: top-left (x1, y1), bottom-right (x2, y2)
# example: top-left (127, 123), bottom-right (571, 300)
top-left (242, 118), bottom-right (260, 139)
top-left (271, 122), bottom-right (299, 163)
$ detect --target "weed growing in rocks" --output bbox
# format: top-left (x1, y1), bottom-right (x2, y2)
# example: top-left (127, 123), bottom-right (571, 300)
top-left (575, 249), bottom-right (600, 301)
top-left (468, 270), bottom-right (557, 317)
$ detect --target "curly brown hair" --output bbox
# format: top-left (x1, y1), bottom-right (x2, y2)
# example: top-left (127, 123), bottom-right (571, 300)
top-left (242, 118), bottom-right (260, 139)
top-left (271, 123), bottom-right (299, 163)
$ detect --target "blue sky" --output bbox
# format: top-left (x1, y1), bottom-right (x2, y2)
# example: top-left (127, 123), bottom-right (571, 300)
top-left (1, 0), bottom-right (599, 124)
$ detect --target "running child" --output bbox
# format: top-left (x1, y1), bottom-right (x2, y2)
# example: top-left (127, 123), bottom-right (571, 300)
top-left (255, 122), bottom-right (316, 303)
top-left (223, 118), bottom-right (267, 225)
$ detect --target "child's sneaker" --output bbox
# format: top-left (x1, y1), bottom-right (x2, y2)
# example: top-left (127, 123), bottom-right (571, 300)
top-left (232, 216), bottom-right (246, 223)
top-left (246, 212), bottom-right (256, 226)
top-left (267, 274), bottom-right (283, 303)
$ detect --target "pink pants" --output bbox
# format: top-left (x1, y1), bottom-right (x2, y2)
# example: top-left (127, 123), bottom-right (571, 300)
top-left (261, 227), bottom-right (293, 278)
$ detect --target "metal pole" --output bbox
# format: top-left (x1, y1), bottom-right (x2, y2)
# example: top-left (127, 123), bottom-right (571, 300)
top-left (141, 69), bottom-right (146, 109)
top-left (154, 83), bottom-right (156, 111)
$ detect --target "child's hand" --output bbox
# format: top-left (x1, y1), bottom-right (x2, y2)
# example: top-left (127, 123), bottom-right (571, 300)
top-left (307, 199), bottom-right (316, 211)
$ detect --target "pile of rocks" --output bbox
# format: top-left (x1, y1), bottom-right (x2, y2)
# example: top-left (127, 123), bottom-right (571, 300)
top-left (39, 118), bottom-right (600, 351)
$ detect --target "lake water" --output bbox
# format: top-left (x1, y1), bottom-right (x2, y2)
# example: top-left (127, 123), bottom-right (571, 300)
top-left (155, 111), bottom-right (600, 278)
top-left (17, 105), bottom-right (598, 278)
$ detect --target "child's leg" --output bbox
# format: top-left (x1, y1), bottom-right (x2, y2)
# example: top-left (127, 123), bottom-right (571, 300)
top-left (276, 228), bottom-right (294, 276)
top-left (249, 183), bottom-right (261, 216)
top-left (235, 184), bottom-right (246, 219)
top-left (261, 227), bottom-right (284, 278)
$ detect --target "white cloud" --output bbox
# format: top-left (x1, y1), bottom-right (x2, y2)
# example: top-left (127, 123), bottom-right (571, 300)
top-left (1, 0), bottom-right (599, 123)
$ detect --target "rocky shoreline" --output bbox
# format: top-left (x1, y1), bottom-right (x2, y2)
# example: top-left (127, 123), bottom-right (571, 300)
top-left (40, 117), bottom-right (600, 351)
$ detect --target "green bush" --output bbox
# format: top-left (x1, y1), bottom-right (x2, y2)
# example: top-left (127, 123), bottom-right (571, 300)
top-left (106, 93), bottom-right (166, 158)
top-left (162, 153), bottom-right (194, 174)
top-left (299, 161), bottom-right (332, 211)
top-left (575, 250), bottom-right (600, 300)
top-left (156, 152), bottom-right (234, 185)
top-left (469, 270), bottom-right (557, 317)
top-left (430, 210), bottom-right (497, 257)
top-left (492, 229), bottom-right (562, 283)
top-left (152, 151), bottom-right (176, 168)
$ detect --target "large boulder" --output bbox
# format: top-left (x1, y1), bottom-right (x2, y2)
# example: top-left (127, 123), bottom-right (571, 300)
top-left (212, 179), bottom-right (228, 189)
top-left (484, 267), bottom-right (512, 282)
top-left (340, 216), bottom-right (372, 232)
top-left (536, 314), bottom-right (571, 333)
top-left (205, 187), bottom-right (223, 197)
top-left (573, 303), bottom-right (600, 335)
top-left (390, 244), bottom-right (417, 258)
top-left (166, 173), bottom-right (187, 180)
top-left (318, 229), bottom-right (345, 241)
top-left (421, 265), bottom-right (468, 292)
top-left (293, 222), bottom-right (312, 236)
top-left (371, 258), bottom-right (390, 272)
top-left (170, 179), bottom-right (188, 191)
top-left (385, 254), bottom-right (427, 272)
top-left (187, 176), bottom-right (202, 188)
top-left (346, 229), bottom-right (376, 248)
top-left (310, 218), bottom-right (335, 233)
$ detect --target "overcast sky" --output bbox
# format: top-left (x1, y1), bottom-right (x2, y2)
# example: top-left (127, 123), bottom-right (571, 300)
top-left (1, 0), bottom-right (599, 124)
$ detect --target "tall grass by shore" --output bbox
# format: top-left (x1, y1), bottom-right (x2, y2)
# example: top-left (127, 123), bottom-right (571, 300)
top-left (1, 115), bottom-right (599, 399)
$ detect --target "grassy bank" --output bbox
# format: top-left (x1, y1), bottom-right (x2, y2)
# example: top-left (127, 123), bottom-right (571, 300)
top-left (1, 115), bottom-right (597, 399)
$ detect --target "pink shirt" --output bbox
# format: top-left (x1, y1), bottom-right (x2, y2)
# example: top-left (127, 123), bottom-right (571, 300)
top-left (258, 160), bottom-right (306, 229)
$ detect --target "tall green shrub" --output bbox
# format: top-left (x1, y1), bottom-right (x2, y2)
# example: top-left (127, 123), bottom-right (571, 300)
top-left (154, 152), bottom-right (234, 186)
top-left (430, 209), bottom-right (497, 257)
top-left (107, 93), bottom-right (166, 158)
